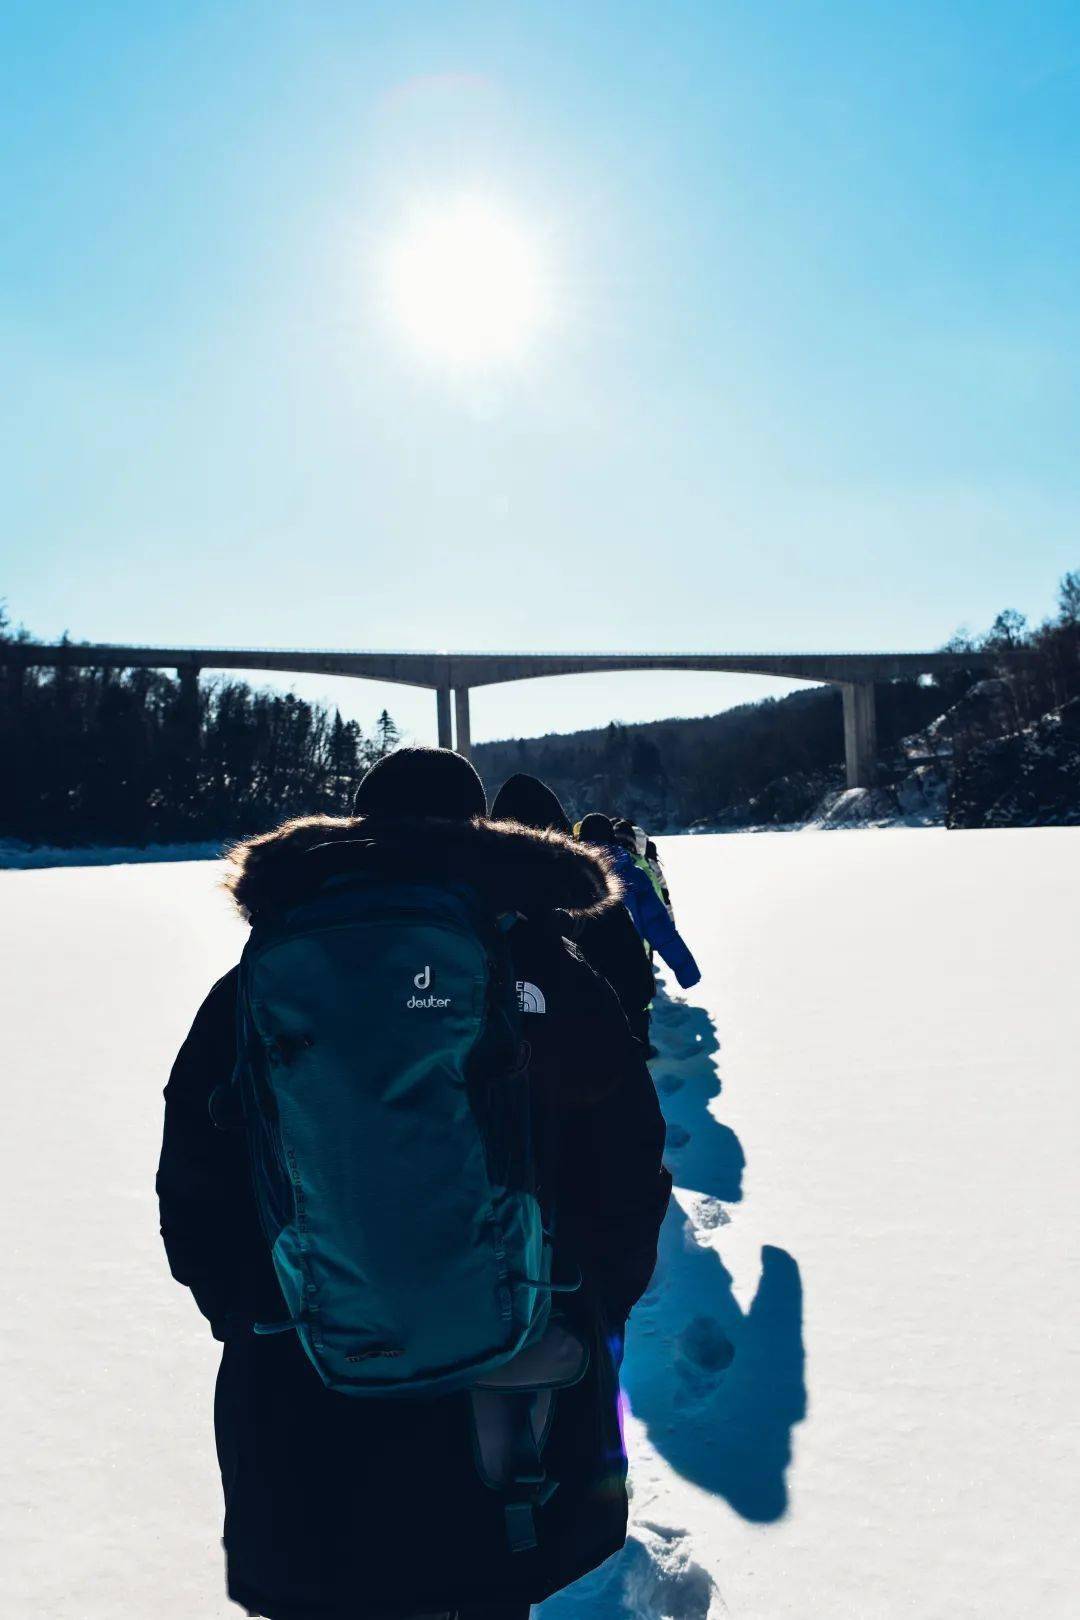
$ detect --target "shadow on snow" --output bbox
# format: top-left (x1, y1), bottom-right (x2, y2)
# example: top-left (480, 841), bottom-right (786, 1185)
top-left (540, 986), bottom-right (806, 1619)
top-left (623, 985), bottom-right (806, 1524)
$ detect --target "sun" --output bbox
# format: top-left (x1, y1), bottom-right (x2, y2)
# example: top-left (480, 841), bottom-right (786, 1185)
top-left (380, 196), bottom-right (551, 369)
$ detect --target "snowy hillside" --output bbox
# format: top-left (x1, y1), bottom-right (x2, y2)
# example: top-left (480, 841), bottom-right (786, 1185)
top-left (2, 831), bottom-right (1078, 1619)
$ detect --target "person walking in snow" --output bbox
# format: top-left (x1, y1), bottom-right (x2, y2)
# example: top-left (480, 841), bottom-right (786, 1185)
top-left (577, 813), bottom-right (701, 996)
top-left (643, 836), bottom-right (674, 920)
top-left (611, 820), bottom-right (677, 923)
top-left (610, 819), bottom-right (675, 923)
top-left (157, 747), bottom-right (670, 1620)
top-left (491, 775), bottom-right (656, 1047)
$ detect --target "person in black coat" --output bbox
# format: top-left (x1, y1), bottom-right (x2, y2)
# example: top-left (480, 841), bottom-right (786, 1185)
top-left (490, 775), bottom-right (657, 1047)
top-left (157, 748), bottom-right (670, 1620)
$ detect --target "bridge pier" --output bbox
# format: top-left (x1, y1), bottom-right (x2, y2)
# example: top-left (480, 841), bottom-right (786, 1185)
top-left (841, 681), bottom-right (878, 788)
top-left (435, 686), bottom-right (453, 750)
top-left (176, 665), bottom-right (200, 706)
top-left (454, 687), bottom-right (472, 759)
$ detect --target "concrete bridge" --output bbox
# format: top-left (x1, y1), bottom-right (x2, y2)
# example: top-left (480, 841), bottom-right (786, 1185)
top-left (0, 642), bottom-right (1012, 788)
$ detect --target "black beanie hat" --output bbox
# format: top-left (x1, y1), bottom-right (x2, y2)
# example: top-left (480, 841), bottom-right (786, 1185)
top-left (490, 773), bottom-right (571, 835)
top-left (577, 812), bottom-right (616, 846)
top-left (611, 817), bottom-right (639, 849)
top-left (353, 746), bottom-right (487, 820)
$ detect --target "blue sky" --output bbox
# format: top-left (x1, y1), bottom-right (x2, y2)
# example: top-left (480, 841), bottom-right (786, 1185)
top-left (3, 1), bottom-right (1078, 745)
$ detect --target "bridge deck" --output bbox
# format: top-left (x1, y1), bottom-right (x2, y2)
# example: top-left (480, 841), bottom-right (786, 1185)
top-left (0, 642), bottom-right (1007, 689)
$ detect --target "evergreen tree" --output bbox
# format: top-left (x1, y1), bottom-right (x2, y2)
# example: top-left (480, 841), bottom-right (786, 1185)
top-left (370, 709), bottom-right (402, 762)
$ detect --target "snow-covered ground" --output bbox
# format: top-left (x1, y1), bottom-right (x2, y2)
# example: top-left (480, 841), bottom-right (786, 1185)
top-left (2, 830), bottom-right (1078, 1619)
top-left (0, 838), bottom-right (228, 869)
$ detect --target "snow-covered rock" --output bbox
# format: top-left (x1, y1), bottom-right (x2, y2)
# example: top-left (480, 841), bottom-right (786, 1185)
top-left (948, 697), bottom-right (1080, 828)
top-left (805, 767), bottom-right (947, 828)
top-left (899, 677), bottom-right (1015, 764)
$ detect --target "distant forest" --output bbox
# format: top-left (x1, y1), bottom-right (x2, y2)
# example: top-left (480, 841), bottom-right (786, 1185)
top-left (0, 607), bottom-right (401, 846)
top-left (2, 570), bottom-right (1078, 845)
top-left (475, 681), bottom-right (940, 826)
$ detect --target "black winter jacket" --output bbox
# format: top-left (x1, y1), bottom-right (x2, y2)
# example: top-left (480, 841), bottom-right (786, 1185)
top-left (488, 776), bottom-right (656, 1038)
top-left (561, 903), bottom-right (657, 1039)
top-left (157, 814), bottom-right (670, 1620)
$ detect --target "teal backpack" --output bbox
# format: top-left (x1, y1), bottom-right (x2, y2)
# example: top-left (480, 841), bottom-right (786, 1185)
top-left (219, 866), bottom-right (587, 1548)
top-left (229, 874), bottom-right (557, 1393)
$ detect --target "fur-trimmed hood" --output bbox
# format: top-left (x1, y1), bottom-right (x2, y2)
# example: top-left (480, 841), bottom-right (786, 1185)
top-left (224, 813), bottom-right (622, 925)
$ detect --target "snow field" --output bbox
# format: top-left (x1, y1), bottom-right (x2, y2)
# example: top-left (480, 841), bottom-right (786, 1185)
top-left (1, 829), bottom-right (1078, 1618)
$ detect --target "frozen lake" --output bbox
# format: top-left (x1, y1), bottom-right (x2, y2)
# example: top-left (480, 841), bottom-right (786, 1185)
top-left (2, 828), bottom-right (1078, 1618)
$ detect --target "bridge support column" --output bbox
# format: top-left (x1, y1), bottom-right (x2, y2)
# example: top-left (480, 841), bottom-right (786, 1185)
top-left (454, 687), bottom-right (472, 759)
top-left (841, 681), bottom-right (877, 788)
top-left (176, 665), bottom-right (200, 705)
top-left (435, 686), bottom-right (453, 750)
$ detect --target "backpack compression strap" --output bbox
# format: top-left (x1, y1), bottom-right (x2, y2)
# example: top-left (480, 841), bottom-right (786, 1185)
top-left (501, 1393), bottom-right (559, 1554)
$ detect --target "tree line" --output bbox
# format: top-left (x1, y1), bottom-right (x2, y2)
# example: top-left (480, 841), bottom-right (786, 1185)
top-left (0, 610), bottom-right (401, 847)
top-left (473, 571), bottom-right (1080, 829)
top-left (941, 574), bottom-right (1080, 827)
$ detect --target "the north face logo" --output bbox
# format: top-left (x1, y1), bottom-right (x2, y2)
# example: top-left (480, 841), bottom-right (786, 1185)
top-left (517, 980), bottom-right (546, 1015)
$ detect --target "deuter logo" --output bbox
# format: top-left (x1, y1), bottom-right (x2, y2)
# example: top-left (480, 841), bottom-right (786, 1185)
top-left (517, 980), bottom-right (547, 1015)
top-left (408, 964), bottom-right (450, 1009)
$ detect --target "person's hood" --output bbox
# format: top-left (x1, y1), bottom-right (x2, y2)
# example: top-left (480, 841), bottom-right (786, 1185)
top-left (489, 773), bottom-right (572, 835)
top-left (224, 813), bottom-right (622, 925)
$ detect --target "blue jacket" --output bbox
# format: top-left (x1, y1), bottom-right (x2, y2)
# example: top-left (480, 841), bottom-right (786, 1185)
top-left (608, 847), bottom-right (701, 989)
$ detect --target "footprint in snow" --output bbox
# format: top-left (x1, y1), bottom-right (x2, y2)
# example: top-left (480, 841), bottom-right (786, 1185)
top-left (685, 1194), bottom-right (730, 1232)
top-left (676, 1191), bottom-right (731, 1254)
top-left (678, 1315), bottom-right (736, 1380)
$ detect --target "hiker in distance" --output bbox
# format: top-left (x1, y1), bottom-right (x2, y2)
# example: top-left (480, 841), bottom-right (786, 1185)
top-left (577, 813), bottom-right (702, 995)
top-left (611, 818), bottom-right (676, 923)
top-left (157, 746), bottom-right (671, 1620)
top-left (490, 774), bottom-right (657, 1047)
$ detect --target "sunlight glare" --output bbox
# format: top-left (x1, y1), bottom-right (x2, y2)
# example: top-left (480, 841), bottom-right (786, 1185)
top-left (381, 196), bottom-right (551, 368)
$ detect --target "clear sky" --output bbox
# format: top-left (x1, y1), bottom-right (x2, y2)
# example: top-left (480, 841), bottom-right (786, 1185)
top-left (3, 1), bottom-right (1078, 745)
